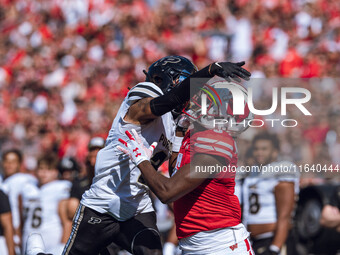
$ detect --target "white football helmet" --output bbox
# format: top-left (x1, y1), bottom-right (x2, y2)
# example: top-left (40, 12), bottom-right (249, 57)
top-left (183, 79), bottom-right (253, 136)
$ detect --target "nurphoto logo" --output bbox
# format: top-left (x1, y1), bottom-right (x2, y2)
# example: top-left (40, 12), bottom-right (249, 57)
top-left (200, 81), bottom-right (312, 128)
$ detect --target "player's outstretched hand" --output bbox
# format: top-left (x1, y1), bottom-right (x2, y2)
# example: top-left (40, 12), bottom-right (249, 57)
top-left (209, 61), bottom-right (251, 82)
top-left (117, 129), bottom-right (157, 166)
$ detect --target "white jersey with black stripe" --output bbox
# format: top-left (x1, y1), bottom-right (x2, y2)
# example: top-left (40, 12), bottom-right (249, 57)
top-left (81, 82), bottom-right (176, 221)
top-left (242, 161), bottom-right (300, 225)
top-left (21, 180), bottom-right (71, 253)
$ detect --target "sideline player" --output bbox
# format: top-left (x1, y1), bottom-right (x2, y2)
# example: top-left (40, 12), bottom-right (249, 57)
top-left (57, 157), bottom-right (80, 183)
top-left (242, 132), bottom-right (299, 255)
top-left (21, 155), bottom-right (71, 254)
top-left (0, 189), bottom-right (15, 255)
top-left (118, 80), bottom-right (254, 254)
top-left (58, 56), bottom-right (251, 255)
top-left (0, 149), bottom-right (37, 252)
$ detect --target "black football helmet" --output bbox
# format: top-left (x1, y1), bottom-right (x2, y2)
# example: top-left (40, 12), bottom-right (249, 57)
top-left (144, 56), bottom-right (198, 94)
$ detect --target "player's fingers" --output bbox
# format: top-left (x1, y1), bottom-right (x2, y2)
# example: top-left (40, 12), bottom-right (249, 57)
top-left (235, 64), bottom-right (251, 77)
top-left (221, 71), bottom-right (231, 82)
top-left (233, 70), bottom-right (249, 80)
top-left (117, 146), bottom-right (129, 155)
top-left (149, 142), bottom-right (158, 154)
top-left (238, 68), bottom-right (251, 78)
top-left (228, 71), bottom-right (242, 82)
top-left (125, 130), bottom-right (135, 141)
top-left (236, 61), bottom-right (245, 67)
top-left (118, 138), bottom-right (128, 147)
top-left (131, 129), bottom-right (141, 144)
top-left (233, 76), bottom-right (242, 82)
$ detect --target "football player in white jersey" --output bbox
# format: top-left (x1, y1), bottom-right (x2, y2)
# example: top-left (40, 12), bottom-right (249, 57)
top-left (21, 155), bottom-right (71, 255)
top-left (242, 133), bottom-right (299, 255)
top-left (0, 149), bottom-right (37, 253)
top-left (58, 56), bottom-right (251, 255)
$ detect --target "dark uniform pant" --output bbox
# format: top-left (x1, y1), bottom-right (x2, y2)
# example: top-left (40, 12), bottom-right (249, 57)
top-left (62, 204), bottom-right (162, 255)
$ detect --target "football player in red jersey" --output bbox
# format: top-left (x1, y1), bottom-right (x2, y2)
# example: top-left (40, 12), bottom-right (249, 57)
top-left (118, 80), bottom-right (255, 255)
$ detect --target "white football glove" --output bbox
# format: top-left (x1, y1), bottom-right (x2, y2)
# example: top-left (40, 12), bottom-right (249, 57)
top-left (117, 129), bottom-right (157, 166)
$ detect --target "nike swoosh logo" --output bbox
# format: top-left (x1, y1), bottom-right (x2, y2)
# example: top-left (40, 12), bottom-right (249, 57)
top-left (215, 62), bottom-right (222, 68)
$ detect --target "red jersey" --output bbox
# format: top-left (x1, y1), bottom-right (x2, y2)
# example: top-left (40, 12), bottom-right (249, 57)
top-left (173, 129), bottom-right (241, 239)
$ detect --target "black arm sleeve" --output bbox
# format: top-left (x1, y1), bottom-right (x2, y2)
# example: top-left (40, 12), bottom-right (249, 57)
top-left (150, 65), bottom-right (213, 116)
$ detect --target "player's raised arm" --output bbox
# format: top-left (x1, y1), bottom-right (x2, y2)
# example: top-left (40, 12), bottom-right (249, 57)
top-left (126, 59), bottom-right (251, 124)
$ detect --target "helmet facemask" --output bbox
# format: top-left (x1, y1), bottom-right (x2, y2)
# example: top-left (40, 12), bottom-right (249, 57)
top-left (183, 80), bottom-right (253, 136)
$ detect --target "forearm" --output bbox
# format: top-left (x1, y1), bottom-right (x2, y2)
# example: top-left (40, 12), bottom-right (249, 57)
top-left (67, 198), bottom-right (80, 220)
top-left (138, 161), bottom-right (174, 203)
top-left (61, 220), bottom-right (72, 243)
top-left (169, 130), bottom-right (185, 176)
top-left (59, 200), bottom-right (72, 243)
top-left (168, 152), bottom-right (178, 177)
top-left (1, 214), bottom-right (15, 255)
top-left (273, 182), bottom-right (295, 250)
top-left (272, 218), bottom-right (290, 249)
top-left (4, 227), bottom-right (15, 255)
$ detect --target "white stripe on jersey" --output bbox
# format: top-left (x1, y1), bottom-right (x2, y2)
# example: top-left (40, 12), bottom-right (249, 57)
top-left (194, 143), bottom-right (233, 158)
top-left (196, 137), bottom-right (233, 151)
top-left (135, 82), bottom-right (163, 95)
top-left (130, 87), bottom-right (160, 98)
top-left (128, 82), bottom-right (164, 100)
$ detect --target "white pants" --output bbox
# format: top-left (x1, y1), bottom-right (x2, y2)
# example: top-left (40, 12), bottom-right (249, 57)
top-left (179, 224), bottom-right (254, 255)
top-left (0, 236), bottom-right (8, 255)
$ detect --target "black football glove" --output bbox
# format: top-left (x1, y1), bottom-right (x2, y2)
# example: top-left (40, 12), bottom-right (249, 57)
top-left (208, 61), bottom-right (251, 82)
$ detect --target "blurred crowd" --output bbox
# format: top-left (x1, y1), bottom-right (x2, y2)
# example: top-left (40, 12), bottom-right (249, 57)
top-left (0, 0), bottom-right (340, 173)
